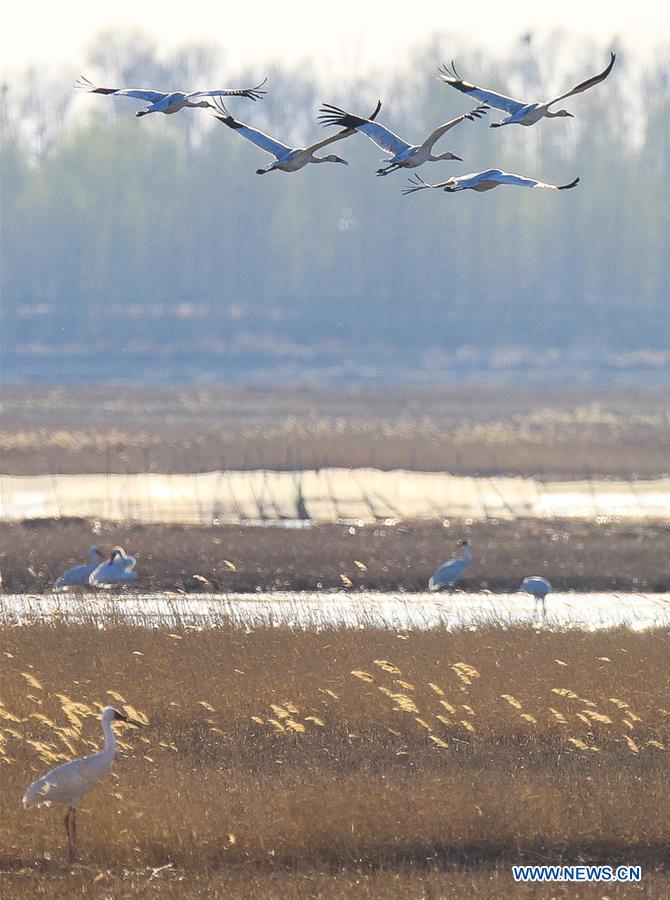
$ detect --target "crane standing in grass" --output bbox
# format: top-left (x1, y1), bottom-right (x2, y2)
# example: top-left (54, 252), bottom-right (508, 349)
top-left (429, 539), bottom-right (472, 591)
top-left (23, 706), bottom-right (144, 862)
top-left (89, 547), bottom-right (138, 587)
top-left (53, 547), bottom-right (104, 590)
top-left (520, 576), bottom-right (552, 617)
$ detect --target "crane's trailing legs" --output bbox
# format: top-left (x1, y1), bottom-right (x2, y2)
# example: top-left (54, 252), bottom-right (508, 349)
top-left (376, 153), bottom-right (464, 176)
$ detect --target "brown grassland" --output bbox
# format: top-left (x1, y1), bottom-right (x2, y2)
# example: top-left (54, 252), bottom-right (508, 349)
top-left (0, 623), bottom-right (668, 897)
top-left (1, 385), bottom-right (669, 896)
top-left (1, 517), bottom-right (669, 593)
top-left (2, 385), bottom-right (669, 477)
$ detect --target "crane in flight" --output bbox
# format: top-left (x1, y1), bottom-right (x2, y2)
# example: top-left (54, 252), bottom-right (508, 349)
top-left (318, 101), bottom-right (488, 175)
top-left (438, 52), bottom-right (615, 127)
top-left (75, 75), bottom-right (267, 116)
top-left (211, 98), bottom-right (382, 174)
top-left (403, 170), bottom-right (580, 194)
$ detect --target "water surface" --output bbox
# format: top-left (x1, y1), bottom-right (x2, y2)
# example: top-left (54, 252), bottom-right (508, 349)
top-left (2, 591), bottom-right (668, 631)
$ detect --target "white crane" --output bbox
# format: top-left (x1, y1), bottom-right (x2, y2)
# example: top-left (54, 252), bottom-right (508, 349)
top-left (53, 547), bottom-right (104, 590)
top-left (318, 101), bottom-right (488, 175)
top-left (428, 539), bottom-right (472, 592)
top-left (438, 53), bottom-right (615, 128)
top-left (211, 99), bottom-right (382, 174)
top-left (403, 170), bottom-right (580, 194)
top-left (23, 706), bottom-right (144, 862)
top-left (89, 546), bottom-right (138, 587)
top-left (520, 575), bottom-right (552, 617)
top-left (74, 75), bottom-right (267, 116)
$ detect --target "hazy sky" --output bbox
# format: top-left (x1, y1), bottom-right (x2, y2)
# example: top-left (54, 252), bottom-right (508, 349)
top-left (2, 0), bottom-right (667, 76)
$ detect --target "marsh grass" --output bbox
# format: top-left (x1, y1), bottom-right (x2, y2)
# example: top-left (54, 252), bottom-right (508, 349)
top-left (0, 622), bottom-right (668, 896)
top-left (1, 518), bottom-right (668, 594)
top-left (2, 385), bottom-right (669, 477)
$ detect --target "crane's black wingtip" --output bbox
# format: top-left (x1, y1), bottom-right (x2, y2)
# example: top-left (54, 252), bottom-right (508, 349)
top-left (558, 177), bottom-right (580, 190)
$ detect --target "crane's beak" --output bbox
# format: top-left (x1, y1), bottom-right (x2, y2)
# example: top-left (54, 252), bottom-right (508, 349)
top-left (117, 712), bottom-right (146, 727)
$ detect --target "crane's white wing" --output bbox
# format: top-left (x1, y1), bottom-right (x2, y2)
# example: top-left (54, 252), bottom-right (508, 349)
top-left (186, 80), bottom-right (267, 102)
top-left (304, 128), bottom-right (359, 153)
top-left (211, 102), bottom-right (291, 158)
top-left (74, 76), bottom-right (166, 103)
top-left (318, 104), bottom-right (411, 155)
top-left (547, 52), bottom-right (616, 105)
top-left (428, 557), bottom-right (466, 590)
top-left (23, 754), bottom-right (108, 807)
top-left (54, 563), bottom-right (93, 589)
top-left (108, 88), bottom-right (170, 102)
top-left (521, 576), bottom-right (551, 594)
top-left (437, 63), bottom-right (526, 115)
top-left (489, 171), bottom-right (580, 190)
top-left (420, 105), bottom-right (489, 151)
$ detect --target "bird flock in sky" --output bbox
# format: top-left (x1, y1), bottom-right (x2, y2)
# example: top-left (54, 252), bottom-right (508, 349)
top-left (75, 51), bottom-right (616, 193)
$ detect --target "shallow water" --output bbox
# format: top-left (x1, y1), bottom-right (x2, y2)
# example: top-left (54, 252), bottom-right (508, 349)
top-left (1, 591), bottom-right (669, 631)
top-left (2, 469), bottom-right (669, 523)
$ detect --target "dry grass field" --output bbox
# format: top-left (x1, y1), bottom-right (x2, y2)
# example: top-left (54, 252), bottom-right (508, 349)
top-left (0, 622), bottom-right (669, 897)
top-left (2, 385), bottom-right (669, 477)
top-left (1, 385), bottom-right (668, 895)
top-left (1, 517), bottom-right (669, 593)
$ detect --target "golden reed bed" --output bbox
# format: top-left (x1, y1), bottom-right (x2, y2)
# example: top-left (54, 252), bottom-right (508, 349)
top-left (0, 622), bottom-right (668, 897)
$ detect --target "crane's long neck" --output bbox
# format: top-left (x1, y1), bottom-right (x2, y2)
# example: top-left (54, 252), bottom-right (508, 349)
top-left (462, 545), bottom-right (472, 564)
top-left (101, 716), bottom-right (117, 763)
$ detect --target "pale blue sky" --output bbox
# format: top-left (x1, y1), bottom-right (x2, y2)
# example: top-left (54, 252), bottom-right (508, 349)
top-left (2, 0), bottom-right (666, 75)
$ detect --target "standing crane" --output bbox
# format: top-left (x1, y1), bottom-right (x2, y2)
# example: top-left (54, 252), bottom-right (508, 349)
top-left (53, 547), bottom-right (104, 590)
top-left (89, 547), bottom-right (138, 587)
top-left (23, 706), bottom-right (145, 862)
top-left (520, 576), bottom-right (552, 617)
top-left (429, 540), bottom-right (472, 591)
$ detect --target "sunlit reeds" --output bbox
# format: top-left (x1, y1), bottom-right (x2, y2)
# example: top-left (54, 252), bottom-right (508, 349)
top-left (3, 385), bottom-right (669, 478)
top-left (0, 619), bottom-right (668, 897)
